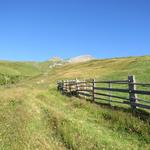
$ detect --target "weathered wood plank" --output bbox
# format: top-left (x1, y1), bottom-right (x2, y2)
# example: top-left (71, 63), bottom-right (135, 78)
top-left (77, 89), bottom-right (93, 92)
top-left (132, 90), bottom-right (150, 95)
top-left (94, 87), bottom-right (129, 93)
top-left (95, 97), bottom-right (128, 104)
top-left (132, 103), bottom-right (150, 109)
top-left (94, 80), bottom-right (128, 84)
top-left (94, 92), bottom-right (130, 101)
top-left (136, 98), bottom-right (150, 104)
top-left (78, 92), bottom-right (92, 97)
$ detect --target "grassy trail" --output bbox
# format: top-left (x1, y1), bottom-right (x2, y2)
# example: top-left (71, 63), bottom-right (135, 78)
top-left (0, 85), bottom-right (67, 150)
top-left (0, 76), bottom-right (150, 150)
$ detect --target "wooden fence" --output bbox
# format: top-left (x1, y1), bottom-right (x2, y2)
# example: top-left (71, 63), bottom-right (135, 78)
top-left (57, 75), bottom-right (150, 110)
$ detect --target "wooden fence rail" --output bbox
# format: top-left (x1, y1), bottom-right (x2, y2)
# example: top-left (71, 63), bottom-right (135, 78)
top-left (57, 75), bottom-right (150, 110)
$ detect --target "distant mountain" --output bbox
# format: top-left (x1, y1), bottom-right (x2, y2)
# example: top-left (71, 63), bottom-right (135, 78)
top-left (68, 55), bottom-right (95, 63)
top-left (46, 55), bottom-right (95, 68)
top-left (48, 57), bottom-right (63, 62)
top-left (47, 57), bottom-right (65, 69)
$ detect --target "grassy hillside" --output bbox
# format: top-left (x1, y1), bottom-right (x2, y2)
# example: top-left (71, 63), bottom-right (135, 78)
top-left (0, 58), bottom-right (64, 85)
top-left (0, 61), bottom-right (41, 76)
top-left (45, 55), bottom-right (150, 82)
top-left (0, 61), bottom-right (42, 85)
top-left (0, 55), bottom-right (150, 150)
top-left (44, 55), bottom-right (150, 112)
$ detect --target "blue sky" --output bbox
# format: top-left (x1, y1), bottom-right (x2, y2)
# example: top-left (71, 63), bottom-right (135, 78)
top-left (0, 0), bottom-right (150, 61)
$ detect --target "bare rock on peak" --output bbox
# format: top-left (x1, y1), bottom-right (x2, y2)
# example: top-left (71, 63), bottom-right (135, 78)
top-left (68, 55), bottom-right (94, 63)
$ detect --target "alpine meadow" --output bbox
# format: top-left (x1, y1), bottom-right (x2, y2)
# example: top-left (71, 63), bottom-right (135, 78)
top-left (1, 0), bottom-right (150, 149)
top-left (0, 56), bottom-right (150, 150)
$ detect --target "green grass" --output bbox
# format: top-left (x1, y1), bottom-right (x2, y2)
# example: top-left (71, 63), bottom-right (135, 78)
top-left (44, 55), bottom-right (150, 112)
top-left (41, 87), bottom-right (150, 150)
top-left (45, 55), bottom-right (150, 82)
top-left (0, 61), bottom-right (42, 85)
top-left (0, 55), bottom-right (150, 149)
top-left (0, 61), bottom-right (42, 76)
top-left (0, 58), bottom-right (64, 85)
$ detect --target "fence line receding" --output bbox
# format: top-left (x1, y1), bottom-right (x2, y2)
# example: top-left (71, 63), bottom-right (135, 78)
top-left (57, 75), bottom-right (150, 110)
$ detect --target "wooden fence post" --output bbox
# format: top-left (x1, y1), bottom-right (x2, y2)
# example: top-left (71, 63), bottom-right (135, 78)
top-left (75, 78), bottom-right (78, 96)
top-left (92, 79), bottom-right (95, 102)
top-left (108, 82), bottom-right (112, 105)
top-left (128, 75), bottom-right (137, 109)
top-left (62, 80), bottom-right (64, 93)
top-left (64, 80), bottom-right (66, 94)
top-left (69, 80), bottom-right (71, 93)
top-left (83, 79), bottom-right (86, 99)
top-left (66, 80), bottom-right (68, 94)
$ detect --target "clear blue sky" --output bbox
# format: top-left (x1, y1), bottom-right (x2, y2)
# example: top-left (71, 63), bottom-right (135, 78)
top-left (0, 0), bottom-right (150, 61)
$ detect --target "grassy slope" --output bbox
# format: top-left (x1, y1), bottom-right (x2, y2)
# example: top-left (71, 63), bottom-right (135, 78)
top-left (0, 61), bottom-right (42, 76)
top-left (46, 55), bottom-right (150, 82)
top-left (44, 55), bottom-right (150, 111)
top-left (0, 59), bottom-right (62, 76)
top-left (0, 61), bottom-right (42, 85)
top-left (0, 59), bottom-right (62, 85)
top-left (0, 55), bottom-right (150, 150)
